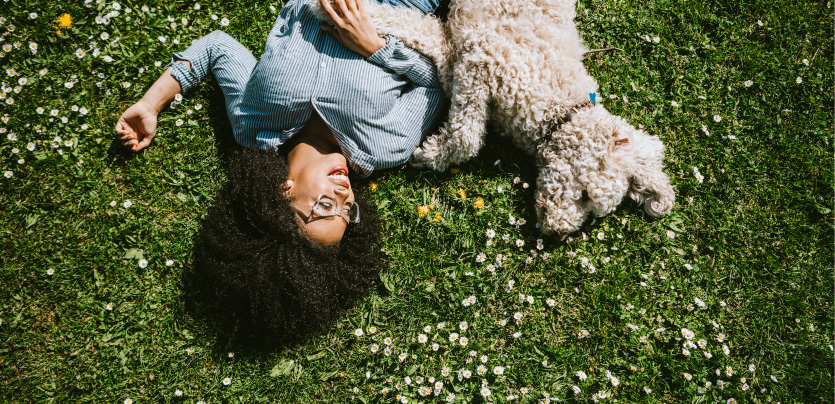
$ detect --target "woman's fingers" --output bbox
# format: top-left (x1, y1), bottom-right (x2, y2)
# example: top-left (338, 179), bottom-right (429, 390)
top-left (320, 0), bottom-right (344, 26)
top-left (345, 0), bottom-right (359, 14)
top-left (334, 0), bottom-right (349, 16)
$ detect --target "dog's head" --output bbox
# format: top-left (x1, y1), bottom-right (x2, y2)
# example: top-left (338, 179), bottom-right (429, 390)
top-left (534, 105), bottom-right (674, 237)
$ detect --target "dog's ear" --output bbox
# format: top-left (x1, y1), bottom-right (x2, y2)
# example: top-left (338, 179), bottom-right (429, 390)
top-left (534, 151), bottom-right (590, 238)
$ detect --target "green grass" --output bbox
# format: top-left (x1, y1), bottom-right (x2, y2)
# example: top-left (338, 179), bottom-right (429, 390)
top-left (1, 0), bottom-right (832, 403)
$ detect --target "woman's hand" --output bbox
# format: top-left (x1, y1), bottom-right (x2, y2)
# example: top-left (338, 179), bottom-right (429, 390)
top-left (320, 0), bottom-right (387, 58)
top-left (115, 99), bottom-right (158, 152)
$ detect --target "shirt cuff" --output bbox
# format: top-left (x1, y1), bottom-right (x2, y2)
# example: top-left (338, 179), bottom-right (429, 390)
top-left (366, 34), bottom-right (396, 67)
top-left (165, 53), bottom-right (197, 95)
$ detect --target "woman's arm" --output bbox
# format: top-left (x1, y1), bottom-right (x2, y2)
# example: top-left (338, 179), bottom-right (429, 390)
top-left (320, 0), bottom-right (442, 89)
top-left (115, 63), bottom-right (188, 151)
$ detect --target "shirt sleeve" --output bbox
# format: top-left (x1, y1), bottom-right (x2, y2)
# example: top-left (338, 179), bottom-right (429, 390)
top-left (366, 34), bottom-right (443, 89)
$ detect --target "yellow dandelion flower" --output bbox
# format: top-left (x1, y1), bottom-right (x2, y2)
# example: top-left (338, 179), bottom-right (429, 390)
top-left (457, 189), bottom-right (467, 199)
top-left (450, 168), bottom-right (460, 174)
top-left (57, 13), bottom-right (73, 29)
top-left (369, 181), bottom-right (378, 190)
top-left (473, 197), bottom-right (484, 209)
top-left (417, 205), bottom-right (431, 218)
top-left (433, 213), bottom-right (442, 222)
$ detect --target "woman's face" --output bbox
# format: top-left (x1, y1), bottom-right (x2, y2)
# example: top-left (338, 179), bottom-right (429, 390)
top-left (285, 116), bottom-right (356, 245)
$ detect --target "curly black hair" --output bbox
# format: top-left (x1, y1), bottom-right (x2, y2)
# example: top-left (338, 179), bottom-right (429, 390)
top-left (190, 147), bottom-right (386, 348)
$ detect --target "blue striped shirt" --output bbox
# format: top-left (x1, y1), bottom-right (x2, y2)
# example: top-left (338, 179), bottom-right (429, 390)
top-left (169, 0), bottom-right (448, 177)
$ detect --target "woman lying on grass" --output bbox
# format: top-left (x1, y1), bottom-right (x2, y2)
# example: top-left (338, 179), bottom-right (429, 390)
top-left (114, 0), bottom-right (448, 346)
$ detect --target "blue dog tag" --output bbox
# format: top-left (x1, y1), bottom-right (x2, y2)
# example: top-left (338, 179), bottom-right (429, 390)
top-left (589, 92), bottom-right (597, 105)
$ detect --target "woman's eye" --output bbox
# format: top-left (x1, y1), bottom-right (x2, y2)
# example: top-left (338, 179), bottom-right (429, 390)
top-left (318, 202), bottom-right (334, 211)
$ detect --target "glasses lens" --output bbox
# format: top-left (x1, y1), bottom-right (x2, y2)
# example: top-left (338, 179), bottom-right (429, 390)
top-left (347, 202), bottom-right (360, 223)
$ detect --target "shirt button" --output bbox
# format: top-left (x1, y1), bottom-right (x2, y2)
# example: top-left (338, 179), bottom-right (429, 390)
top-left (320, 62), bottom-right (326, 68)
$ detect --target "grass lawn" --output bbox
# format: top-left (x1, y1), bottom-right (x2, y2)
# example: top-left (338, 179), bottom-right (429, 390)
top-left (0, 0), bottom-right (832, 402)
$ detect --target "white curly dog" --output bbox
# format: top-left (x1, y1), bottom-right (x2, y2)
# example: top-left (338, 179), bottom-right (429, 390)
top-left (313, 0), bottom-right (675, 238)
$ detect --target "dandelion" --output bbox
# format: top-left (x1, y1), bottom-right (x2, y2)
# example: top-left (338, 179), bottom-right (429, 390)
top-left (666, 230), bottom-right (676, 238)
top-left (47, 268), bottom-right (55, 276)
top-left (796, 76), bottom-right (802, 84)
top-left (417, 205), bottom-right (431, 217)
top-left (460, 336), bottom-right (469, 347)
top-left (220, 17), bottom-right (230, 26)
top-left (176, 119), bottom-right (184, 126)
top-left (398, 352), bottom-right (407, 362)
top-left (354, 328), bottom-right (364, 337)
top-left (683, 372), bottom-right (692, 381)
top-left (222, 377), bottom-right (231, 385)
top-left (722, 344), bottom-right (730, 355)
top-left (802, 58), bottom-right (810, 65)
top-left (123, 200), bottom-right (133, 208)
top-left (515, 239), bottom-right (524, 247)
top-left (57, 13), bottom-right (73, 29)
top-left (473, 196), bottom-right (484, 208)
top-left (417, 334), bottom-right (428, 344)
top-left (727, 399), bottom-right (737, 404)
top-left (653, 36), bottom-right (660, 43)
top-left (124, 400), bottom-right (133, 404)
top-left (76, 49), bottom-right (86, 58)
top-left (713, 114), bottom-right (722, 123)
top-left (138, 259), bottom-right (148, 268)
top-left (122, 82), bottom-right (131, 89)
top-left (480, 386), bottom-right (491, 397)
top-left (744, 80), bottom-right (753, 88)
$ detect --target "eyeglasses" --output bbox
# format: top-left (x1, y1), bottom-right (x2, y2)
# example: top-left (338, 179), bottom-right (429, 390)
top-left (300, 194), bottom-right (360, 225)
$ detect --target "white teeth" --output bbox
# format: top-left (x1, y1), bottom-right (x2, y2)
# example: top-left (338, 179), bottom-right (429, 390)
top-left (328, 174), bottom-right (348, 182)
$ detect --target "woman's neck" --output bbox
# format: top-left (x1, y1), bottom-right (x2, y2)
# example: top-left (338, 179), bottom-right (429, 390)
top-left (288, 110), bottom-right (342, 155)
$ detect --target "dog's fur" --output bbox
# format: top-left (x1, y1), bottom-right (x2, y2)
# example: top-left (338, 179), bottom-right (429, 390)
top-left (312, 0), bottom-right (675, 237)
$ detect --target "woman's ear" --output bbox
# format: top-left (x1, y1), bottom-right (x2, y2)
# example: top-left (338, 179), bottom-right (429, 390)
top-left (282, 180), bottom-right (294, 196)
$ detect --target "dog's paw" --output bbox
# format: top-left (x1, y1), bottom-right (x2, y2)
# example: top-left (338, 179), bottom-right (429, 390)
top-left (409, 146), bottom-right (448, 171)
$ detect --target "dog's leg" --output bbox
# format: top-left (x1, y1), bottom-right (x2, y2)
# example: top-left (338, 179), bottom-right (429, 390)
top-left (410, 68), bottom-right (491, 171)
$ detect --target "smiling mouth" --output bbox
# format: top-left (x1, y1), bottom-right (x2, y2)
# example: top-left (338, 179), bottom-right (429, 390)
top-left (327, 166), bottom-right (350, 188)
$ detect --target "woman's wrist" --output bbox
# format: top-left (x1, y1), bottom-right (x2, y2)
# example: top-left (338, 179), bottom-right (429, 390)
top-left (139, 64), bottom-right (187, 114)
top-left (364, 36), bottom-right (387, 58)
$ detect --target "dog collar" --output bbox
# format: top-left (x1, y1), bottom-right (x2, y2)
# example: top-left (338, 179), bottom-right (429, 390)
top-left (554, 100), bottom-right (596, 126)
